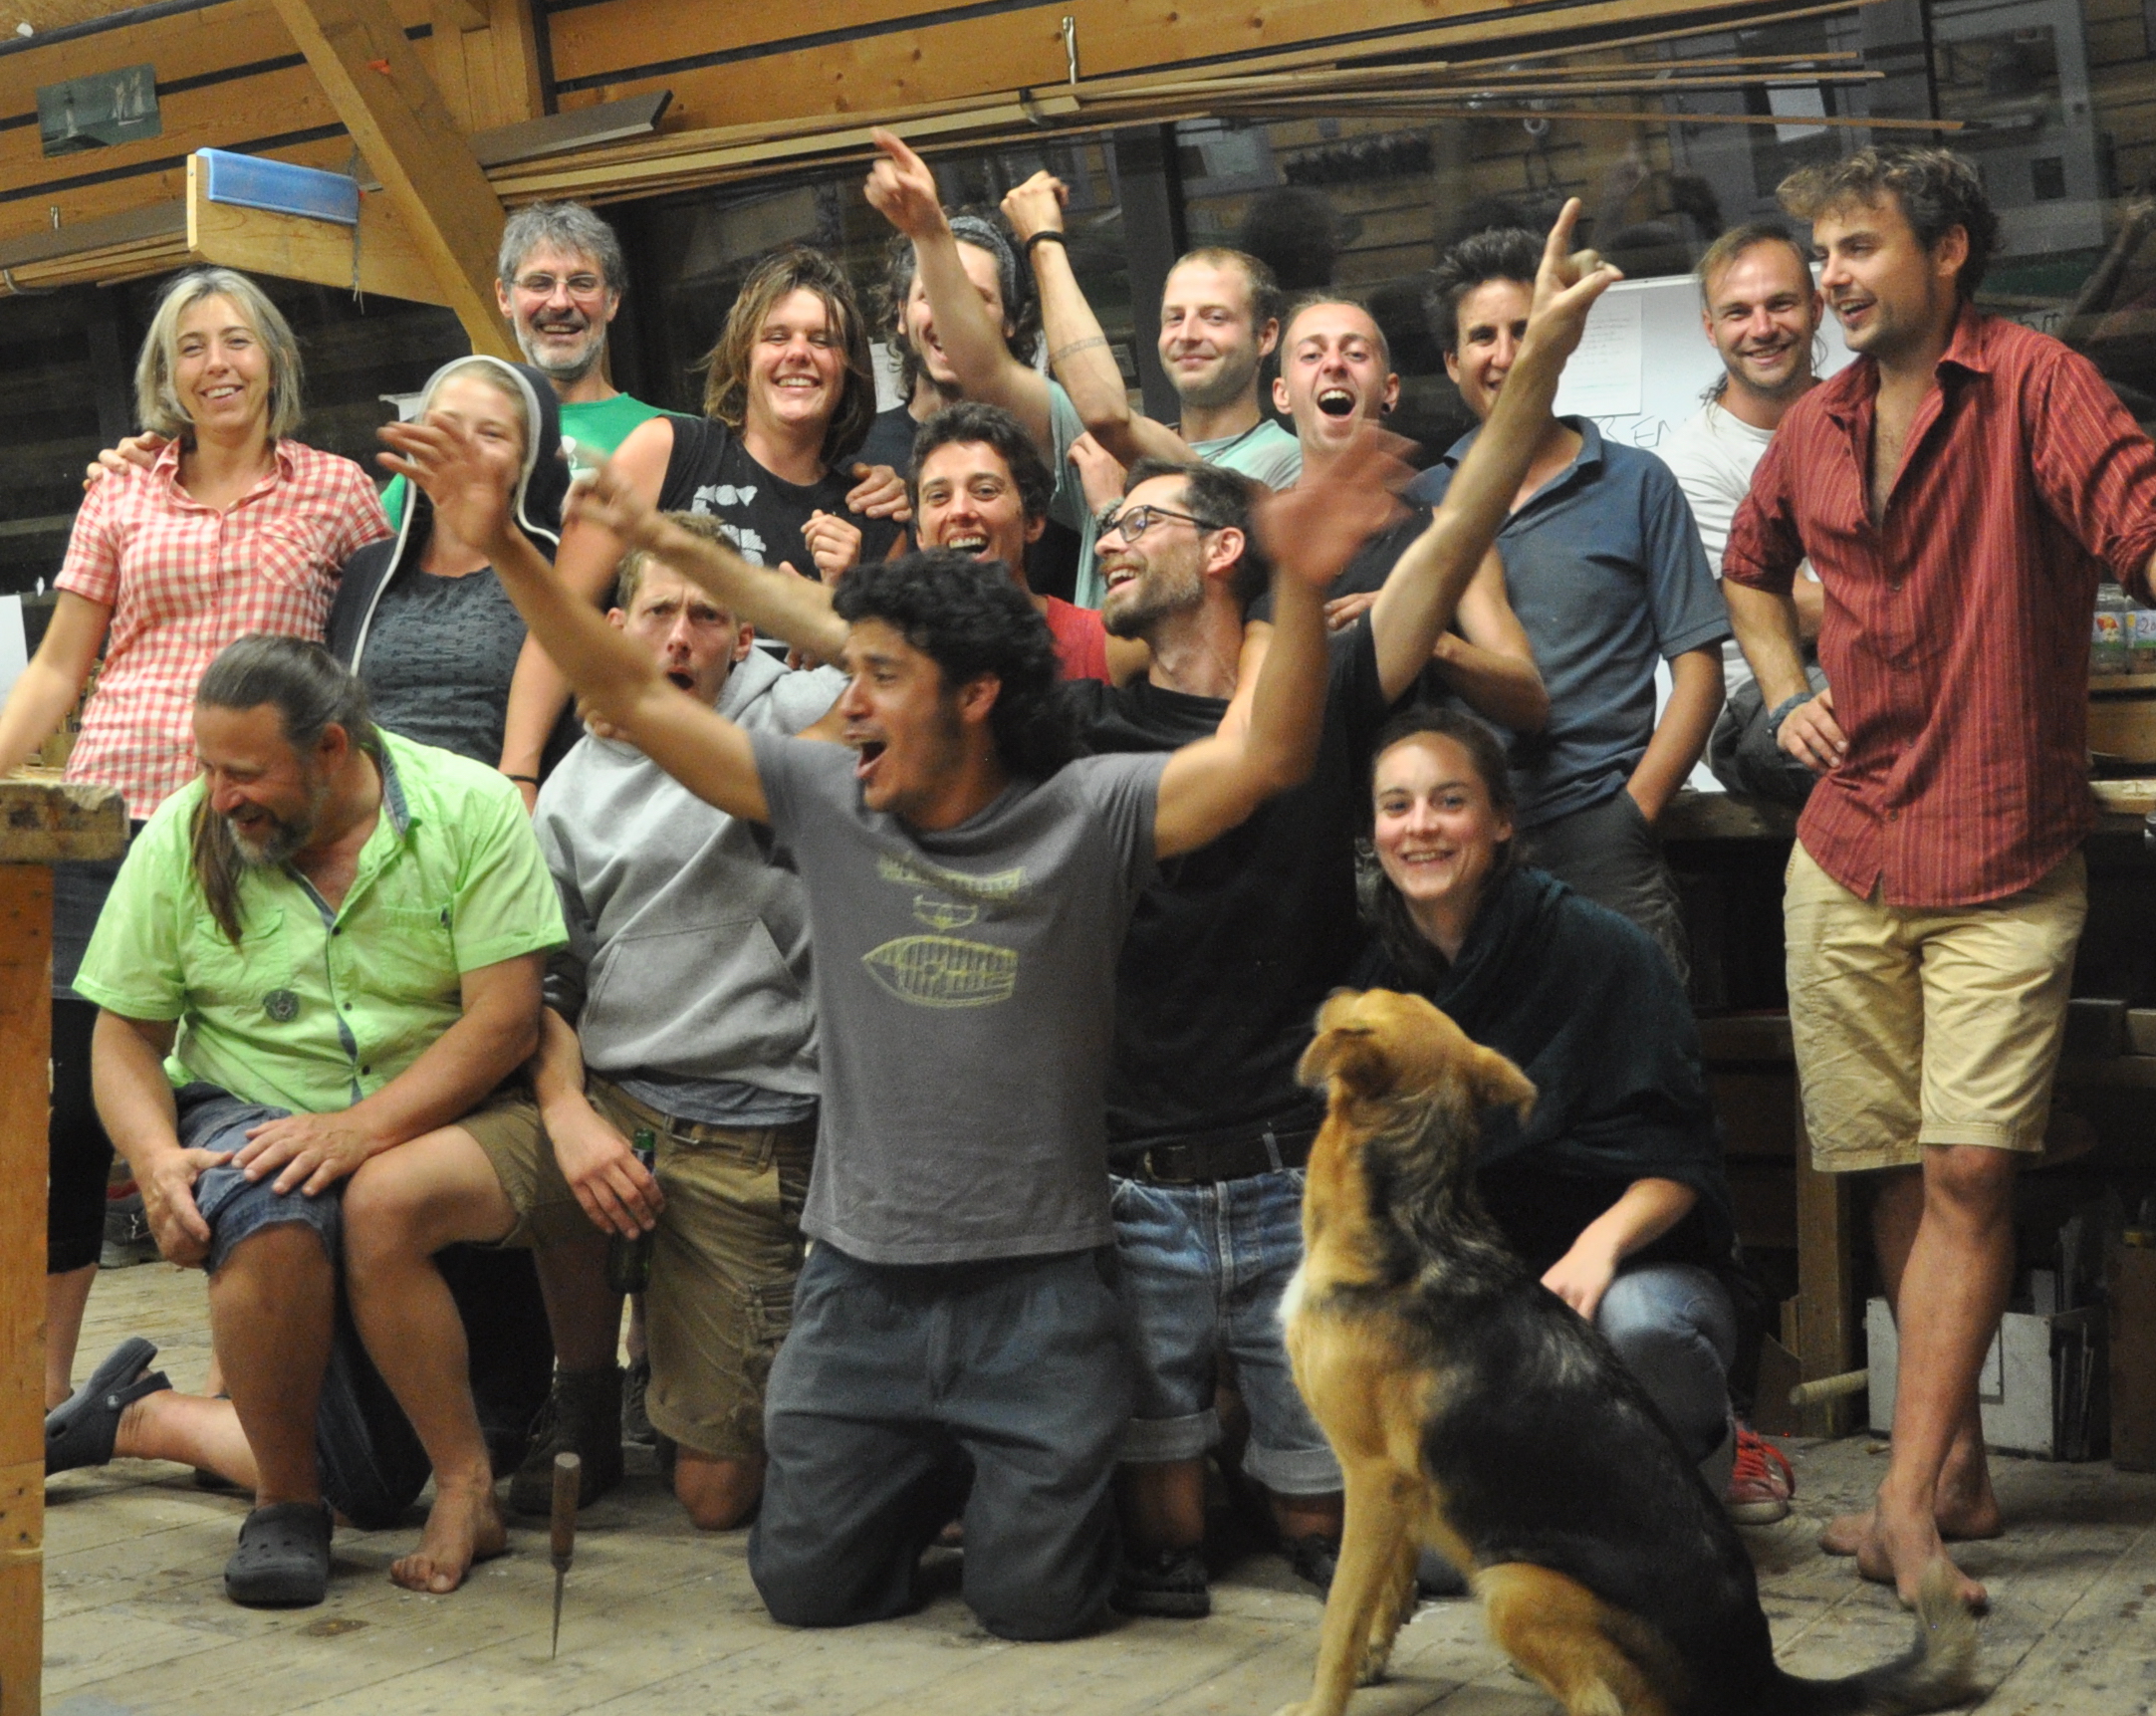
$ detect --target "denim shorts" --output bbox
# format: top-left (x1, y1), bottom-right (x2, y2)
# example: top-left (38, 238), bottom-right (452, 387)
top-left (178, 1085), bottom-right (430, 1529)
top-left (1109, 1166), bottom-right (1339, 1495)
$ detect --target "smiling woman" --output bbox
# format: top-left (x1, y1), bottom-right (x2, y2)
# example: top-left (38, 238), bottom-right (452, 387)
top-left (0, 263), bottom-right (389, 1419)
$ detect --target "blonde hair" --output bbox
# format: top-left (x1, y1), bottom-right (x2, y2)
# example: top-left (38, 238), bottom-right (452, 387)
top-left (135, 268), bottom-right (304, 440)
top-left (612, 510), bottom-right (733, 613)
top-left (424, 357), bottom-right (531, 448)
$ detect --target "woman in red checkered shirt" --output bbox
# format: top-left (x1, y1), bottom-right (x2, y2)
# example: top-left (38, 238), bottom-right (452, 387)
top-left (0, 267), bottom-right (388, 1426)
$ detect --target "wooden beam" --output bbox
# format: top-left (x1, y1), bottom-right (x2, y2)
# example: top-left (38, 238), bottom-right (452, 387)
top-left (268, 0), bottom-right (516, 358)
top-left (1795, 1103), bottom-right (1858, 1439)
top-left (186, 154), bottom-right (446, 306)
top-left (431, 0), bottom-right (487, 33)
top-left (0, 867), bottom-right (50, 1716)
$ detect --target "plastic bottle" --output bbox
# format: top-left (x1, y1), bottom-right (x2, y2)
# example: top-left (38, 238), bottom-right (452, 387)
top-left (2133, 600), bottom-right (2156, 673)
top-left (604, 1129), bottom-right (658, 1295)
top-left (2093, 582), bottom-right (2132, 675)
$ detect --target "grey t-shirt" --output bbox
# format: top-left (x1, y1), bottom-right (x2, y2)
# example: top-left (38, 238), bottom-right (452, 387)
top-left (1189, 417), bottom-right (1304, 492)
top-left (748, 731), bottom-right (1166, 1265)
top-left (360, 568), bottom-right (527, 766)
top-left (1406, 416), bottom-right (1729, 830)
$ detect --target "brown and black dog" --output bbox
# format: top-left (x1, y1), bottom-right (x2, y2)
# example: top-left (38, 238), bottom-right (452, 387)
top-left (1276, 988), bottom-right (1978, 1716)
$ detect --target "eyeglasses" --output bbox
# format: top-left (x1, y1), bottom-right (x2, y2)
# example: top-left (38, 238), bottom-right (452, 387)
top-left (512, 272), bottom-right (607, 299)
top-left (1097, 503), bottom-right (1218, 545)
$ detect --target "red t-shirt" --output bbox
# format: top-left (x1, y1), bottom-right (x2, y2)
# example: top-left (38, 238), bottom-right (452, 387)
top-left (1044, 595), bottom-right (1111, 683)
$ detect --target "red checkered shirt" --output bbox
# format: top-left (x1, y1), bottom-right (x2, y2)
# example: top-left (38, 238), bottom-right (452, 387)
top-left (1726, 307), bottom-right (2156, 907)
top-left (56, 437), bottom-right (388, 821)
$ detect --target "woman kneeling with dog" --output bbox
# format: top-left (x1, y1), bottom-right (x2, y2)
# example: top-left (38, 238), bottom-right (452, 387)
top-left (1352, 706), bottom-right (1788, 1517)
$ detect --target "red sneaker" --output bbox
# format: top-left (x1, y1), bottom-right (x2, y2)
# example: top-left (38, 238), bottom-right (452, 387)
top-left (1724, 1424), bottom-right (1795, 1524)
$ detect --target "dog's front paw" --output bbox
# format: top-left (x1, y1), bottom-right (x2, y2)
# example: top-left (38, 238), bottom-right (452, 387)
top-left (1355, 1642), bottom-right (1393, 1687)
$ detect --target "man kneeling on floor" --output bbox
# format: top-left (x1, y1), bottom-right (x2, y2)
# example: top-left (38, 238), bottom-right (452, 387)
top-left (525, 519), bottom-right (843, 1529)
top-left (55, 634), bottom-right (585, 1605)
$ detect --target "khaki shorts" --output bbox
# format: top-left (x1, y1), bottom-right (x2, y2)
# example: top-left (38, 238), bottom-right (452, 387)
top-left (462, 1086), bottom-right (592, 1250)
top-left (588, 1077), bottom-right (814, 1462)
top-left (1784, 842), bottom-right (2087, 1173)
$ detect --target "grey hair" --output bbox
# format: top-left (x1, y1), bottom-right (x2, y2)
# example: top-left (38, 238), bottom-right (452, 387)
top-left (135, 268), bottom-right (303, 440)
top-left (497, 202), bottom-right (627, 293)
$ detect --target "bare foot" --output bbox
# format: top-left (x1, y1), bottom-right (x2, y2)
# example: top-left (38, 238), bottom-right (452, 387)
top-left (389, 1481), bottom-right (507, 1594)
top-left (1853, 1498), bottom-right (1988, 1612)
top-left (1819, 1494), bottom-right (2003, 1557)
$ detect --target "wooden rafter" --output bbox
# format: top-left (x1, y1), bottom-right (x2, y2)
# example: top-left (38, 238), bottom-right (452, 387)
top-left (267, 0), bottom-right (514, 356)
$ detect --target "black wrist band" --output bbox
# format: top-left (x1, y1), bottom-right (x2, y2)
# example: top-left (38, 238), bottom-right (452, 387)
top-left (1764, 691), bottom-right (1811, 737)
top-left (1024, 231), bottom-right (1068, 256)
top-left (504, 773), bottom-right (541, 787)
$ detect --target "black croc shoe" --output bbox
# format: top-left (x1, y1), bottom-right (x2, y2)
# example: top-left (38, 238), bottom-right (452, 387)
top-left (45, 1338), bottom-right (170, 1475)
top-left (225, 1501), bottom-right (333, 1607)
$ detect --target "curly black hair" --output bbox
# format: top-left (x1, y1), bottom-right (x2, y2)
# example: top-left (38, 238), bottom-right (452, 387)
top-left (832, 549), bottom-right (1078, 780)
top-left (1425, 227), bottom-right (1543, 356)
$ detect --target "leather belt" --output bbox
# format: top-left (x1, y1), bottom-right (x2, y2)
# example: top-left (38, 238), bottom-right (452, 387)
top-left (1124, 1121), bottom-right (1319, 1187)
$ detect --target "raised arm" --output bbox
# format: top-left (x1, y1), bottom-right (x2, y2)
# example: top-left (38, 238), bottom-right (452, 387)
top-left (1154, 428), bottom-right (1410, 857)
top-left (381, 416), bottom-right (772, 824)
top-left (866, 129), bottom-right (1053, 449)
top-left (1368, 198), bottom-right (1620, 704)
top-left (1003, 172), bottom-right (1191, 469)
top-left (1431, 549), bottom-right (1550, 731)
top-left (495, 418), bottom-right (676, 803)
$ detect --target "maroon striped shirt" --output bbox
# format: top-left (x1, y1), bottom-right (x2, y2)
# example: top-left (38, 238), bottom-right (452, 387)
top-left (1725, 308), bottom-right (2156, 907)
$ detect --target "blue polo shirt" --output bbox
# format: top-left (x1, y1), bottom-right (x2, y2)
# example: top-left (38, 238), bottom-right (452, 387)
top-left (1405, 416), bottom-right (1728, 830)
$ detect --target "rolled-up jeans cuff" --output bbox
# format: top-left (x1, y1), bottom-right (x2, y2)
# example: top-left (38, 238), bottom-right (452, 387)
top-left (1118, 1407), bottom-right (1218, 1465)
top-left (1243, 1439), bottom-right (1341, 1496)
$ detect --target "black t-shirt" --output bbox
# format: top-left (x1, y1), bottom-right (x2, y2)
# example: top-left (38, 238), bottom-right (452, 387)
top-left (658, 416), bottom-right (901, 580)
top-left (1249, 505), bottom-right (1432, 623)
top-left (1068, 623), bottom-right (1394, 1153)
top-left (855, 403), bottom-right (920, 476)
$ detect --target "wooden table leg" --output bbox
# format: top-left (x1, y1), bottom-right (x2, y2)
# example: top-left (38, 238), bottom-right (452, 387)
top-left (0, 865), bottom-right (50, 1716)
top-left (1794, 1097), bottom-right (1857, 1439)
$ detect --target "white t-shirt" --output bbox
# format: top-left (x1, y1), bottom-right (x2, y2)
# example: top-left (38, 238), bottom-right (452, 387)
top-left (1656, 398), bottom-right (1817, 705)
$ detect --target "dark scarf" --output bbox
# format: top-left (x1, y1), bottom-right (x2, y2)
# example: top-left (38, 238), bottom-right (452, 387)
top-left (1353, 864), bottom-right (1736, 1270)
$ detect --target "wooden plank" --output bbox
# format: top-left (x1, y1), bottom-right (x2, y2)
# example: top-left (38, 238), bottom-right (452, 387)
top-left (1794, 1100), bottom-right (1857, 1439)
top-left (185, 152), bottom-right (445, 303)
top-left (0, 862), bottom-right (51, 1716)
top-left (269, 0), bottom-right (516, 356)
top-left (0, 775), bottom-right (126, 862)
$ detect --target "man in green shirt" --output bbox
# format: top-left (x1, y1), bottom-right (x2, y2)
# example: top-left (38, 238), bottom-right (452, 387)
top-left (64, 636), bottom-right (592, 1609)
top-left (382, 202), bottom-right (662, 529)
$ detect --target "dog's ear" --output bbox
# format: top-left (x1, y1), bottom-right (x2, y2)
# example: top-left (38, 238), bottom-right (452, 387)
top-left (1470, 1045), bottom-right (1537, 1123)
top-left (1300, 1023), bottom-right (1395, 1100)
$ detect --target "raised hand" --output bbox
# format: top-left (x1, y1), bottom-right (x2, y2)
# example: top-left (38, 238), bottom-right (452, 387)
top-left (1251, 423), bottom-right (1414, 594)
top-left (378, 416), bottom-right (519, 557)
top-left (1524, 196), bottom-right (1625, 364)
top-left (1001, 170), bottom-right (1069, 243)
top-left (558, 445), bottom-right (665, 553)
top-left (865, 128), bottom-right (948, 240)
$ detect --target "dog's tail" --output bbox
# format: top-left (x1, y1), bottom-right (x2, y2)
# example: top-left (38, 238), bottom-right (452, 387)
top-left (1761, 1560), bottom-right (1980, 1716)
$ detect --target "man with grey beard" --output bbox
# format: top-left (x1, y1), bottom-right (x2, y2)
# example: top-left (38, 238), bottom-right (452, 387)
top-left (64, 635), bottom-right (600, 1608)
top-left (382, 202), bottom-right (662, 529)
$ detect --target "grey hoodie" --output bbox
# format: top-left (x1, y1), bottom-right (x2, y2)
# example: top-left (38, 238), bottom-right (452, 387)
top-left (534, 649), bottom-right (844, 1099)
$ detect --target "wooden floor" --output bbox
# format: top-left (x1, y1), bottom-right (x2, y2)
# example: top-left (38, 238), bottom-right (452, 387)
top-left (39, 1260), bottom-right (2156, 1716)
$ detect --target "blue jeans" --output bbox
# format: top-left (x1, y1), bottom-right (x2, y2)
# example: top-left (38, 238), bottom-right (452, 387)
top-left (1595, 1261), bottom-right (1738, 1464)
top-left (750, 1242), bottom-right (1131, 1641)
top-left (180, 1086), bottom-right (431, 1530)
top-left (1110, 1168), bottom-right (1340, 1496)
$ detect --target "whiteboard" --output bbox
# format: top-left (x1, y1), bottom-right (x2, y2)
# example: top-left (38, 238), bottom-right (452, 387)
top-left (1553, 269), bottom-right (1853, 454)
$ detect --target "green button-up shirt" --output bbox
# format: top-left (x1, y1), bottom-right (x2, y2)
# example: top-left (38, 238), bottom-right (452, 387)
top-left (76, 730), bottom-right (568, 1116)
